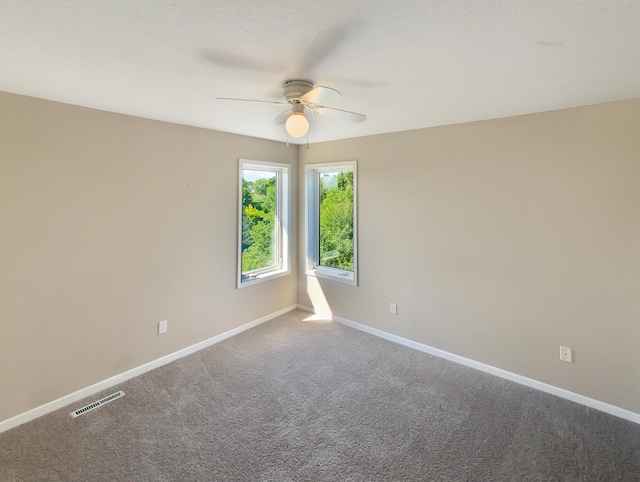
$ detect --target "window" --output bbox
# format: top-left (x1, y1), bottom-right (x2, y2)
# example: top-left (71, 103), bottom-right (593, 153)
top-left (238, 159), bottom-right (290, 288)
top-left (306, 161), bottom-right (357, 285)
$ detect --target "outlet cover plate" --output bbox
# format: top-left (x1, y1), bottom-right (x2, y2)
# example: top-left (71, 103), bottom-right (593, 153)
top-left (560, 346), bottom-right (572, 362)
top-left (158, 320), bottom-right (168, 334)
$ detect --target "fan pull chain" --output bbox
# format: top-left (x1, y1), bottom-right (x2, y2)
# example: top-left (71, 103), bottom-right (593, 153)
top-left (306, 132), bottom-right (310, 149)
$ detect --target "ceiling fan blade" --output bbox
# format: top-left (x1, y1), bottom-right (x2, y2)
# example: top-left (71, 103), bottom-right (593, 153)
top-left (269, 109), bottom-right (291, 125)
top-left (300, 86), bottom-right (341, 105)
top-left (216, 97), bottom-right (288, 106)
top-left (312, 106), bottom-right (366, 123)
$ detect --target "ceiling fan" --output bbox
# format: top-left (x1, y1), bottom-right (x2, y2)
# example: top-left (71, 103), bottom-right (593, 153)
top-left (217, 79), bottom-right (366, 140)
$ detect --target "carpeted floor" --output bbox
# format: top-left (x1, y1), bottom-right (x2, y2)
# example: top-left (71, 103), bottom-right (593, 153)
top-left (1, 309), bottom-right (639, 481)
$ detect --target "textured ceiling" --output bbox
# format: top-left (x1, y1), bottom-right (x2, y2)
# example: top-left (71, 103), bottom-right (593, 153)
top-left (1, 1), bottom-right (639, 144)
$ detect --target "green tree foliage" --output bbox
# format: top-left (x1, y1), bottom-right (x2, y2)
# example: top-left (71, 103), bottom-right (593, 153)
top-left (242, 174), bottom-right (276, 272)
top-left (319, 171), bottom-right (354, 271)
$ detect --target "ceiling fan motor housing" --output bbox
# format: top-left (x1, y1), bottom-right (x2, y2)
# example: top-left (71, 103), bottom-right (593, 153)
top-left (283, 79), bottom-right (314, 102)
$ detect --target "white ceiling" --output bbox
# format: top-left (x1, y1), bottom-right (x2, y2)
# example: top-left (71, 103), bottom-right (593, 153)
top-left (1, 1), bottom-right (639, 145)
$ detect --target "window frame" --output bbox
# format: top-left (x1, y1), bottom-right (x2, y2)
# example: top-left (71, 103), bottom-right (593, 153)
top-left (305, 160), bottom-right (358, 286)
top-left (237, 159), bottom-right (291, 289)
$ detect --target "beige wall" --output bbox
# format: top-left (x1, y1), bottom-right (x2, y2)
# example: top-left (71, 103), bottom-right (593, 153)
top-left (298, 99), bottom-right (640, 413)
top-left (2, 91), bottom-right (638, 424)
top-left (0, 92), bottom-right (298, 422)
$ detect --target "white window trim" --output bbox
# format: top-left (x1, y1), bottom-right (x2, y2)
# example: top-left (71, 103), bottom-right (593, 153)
top-left (305, 160), bottom-right (358, 286)
top-left (237, 159), bottom-right (291, 288)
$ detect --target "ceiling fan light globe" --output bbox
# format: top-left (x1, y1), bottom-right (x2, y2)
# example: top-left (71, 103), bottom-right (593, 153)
top-left (285, 113), bottom-right (309, 138)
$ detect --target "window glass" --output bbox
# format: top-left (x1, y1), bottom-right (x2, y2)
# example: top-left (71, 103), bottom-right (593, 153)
top-left (241, 169), bottom-right (277, 273)
top-left (318, 170), bottom-right (354, 271)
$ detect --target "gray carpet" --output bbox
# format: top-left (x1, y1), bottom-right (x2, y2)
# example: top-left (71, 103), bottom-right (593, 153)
top-left (1, 310), bottom-right (639, 481)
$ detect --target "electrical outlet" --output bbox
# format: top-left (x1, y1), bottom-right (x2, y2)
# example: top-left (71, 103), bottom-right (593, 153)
top-left (158, 320), bottom-right (168, 334)
top-left (390, 302), bottom-right (397, 315)
top-left (560, 346), bottom-right (572, 363)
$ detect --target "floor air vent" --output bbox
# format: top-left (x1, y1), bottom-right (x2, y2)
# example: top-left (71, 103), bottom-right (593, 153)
top-left (70, 390), bottom-right (125, 418)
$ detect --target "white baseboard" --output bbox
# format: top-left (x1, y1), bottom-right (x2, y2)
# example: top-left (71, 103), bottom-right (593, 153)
top-left (0, 305), bottom-right (297, 434)
top-left (322, 311), bottom-right (639, 425)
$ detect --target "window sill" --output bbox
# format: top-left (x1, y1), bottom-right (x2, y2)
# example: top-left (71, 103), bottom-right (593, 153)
top-left (238, 268), bottom-right (290, 289)
top-left (307, 267), bottom-right (357, 286)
